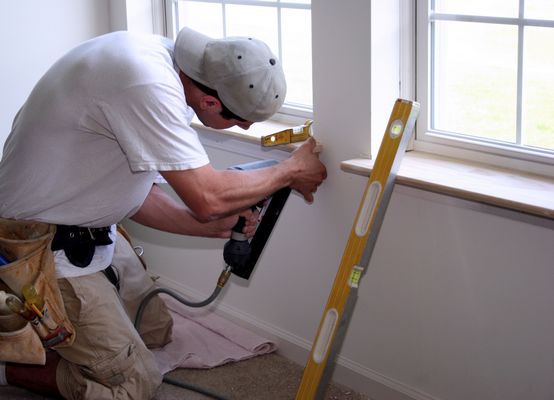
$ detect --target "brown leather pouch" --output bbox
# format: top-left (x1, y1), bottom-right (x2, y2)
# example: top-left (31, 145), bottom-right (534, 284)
top-left (0, 218), bottom-right (75, 365)
top-left (0, 311), bottom-right (45, 364)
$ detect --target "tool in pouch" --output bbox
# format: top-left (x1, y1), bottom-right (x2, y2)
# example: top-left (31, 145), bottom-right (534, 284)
top-left (261, 120), bottom-right (313, 147)
top-left (1, 267), bottom-right (71, 348)
top-left (296, 99), bottom-right (420, 399)
top-left (25, 284), bottom-right (71, 346)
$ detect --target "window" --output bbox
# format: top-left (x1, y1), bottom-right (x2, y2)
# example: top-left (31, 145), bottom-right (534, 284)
top-left (165, 0), bottom-right (312, 118)
top-left (416, 0), bottom-right (554, 174)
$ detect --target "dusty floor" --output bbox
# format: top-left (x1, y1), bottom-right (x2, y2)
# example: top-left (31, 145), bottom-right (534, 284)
top-left (0, 353), bottom-right (371, 400)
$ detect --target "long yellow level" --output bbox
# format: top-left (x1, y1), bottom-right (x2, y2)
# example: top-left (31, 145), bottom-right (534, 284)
top-left (296, 99), bottom-right (420, 399)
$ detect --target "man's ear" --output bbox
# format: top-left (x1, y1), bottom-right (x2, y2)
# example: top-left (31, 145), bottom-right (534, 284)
top-left (199, 95), bottom-right (222, 114)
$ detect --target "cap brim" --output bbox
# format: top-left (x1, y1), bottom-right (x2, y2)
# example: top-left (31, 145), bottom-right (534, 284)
top-left (174, 27), bottom-right (212, 85)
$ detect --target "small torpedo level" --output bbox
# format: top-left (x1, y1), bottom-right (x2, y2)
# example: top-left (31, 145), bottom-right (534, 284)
top-left (261, 120), bottom-right (313, 146)
top-left (296, 99), bottom-right (420, 400)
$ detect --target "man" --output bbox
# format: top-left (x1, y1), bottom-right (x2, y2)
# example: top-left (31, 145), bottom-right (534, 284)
top-left (0, 27), bottom-right (326, 399)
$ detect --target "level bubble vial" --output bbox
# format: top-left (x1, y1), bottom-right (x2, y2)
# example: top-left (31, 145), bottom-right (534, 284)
top-left (389, 119), bottom-right (404, 138)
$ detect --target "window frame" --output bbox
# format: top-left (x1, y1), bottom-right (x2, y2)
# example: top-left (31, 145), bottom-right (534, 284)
top-left (163, 0), bottom-right (313, 120)
top-left (414, 1), bottom-right (554, 177)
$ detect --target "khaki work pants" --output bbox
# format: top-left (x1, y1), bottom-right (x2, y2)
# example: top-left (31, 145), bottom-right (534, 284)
top-left (55, 231), bottom-right (173, 400)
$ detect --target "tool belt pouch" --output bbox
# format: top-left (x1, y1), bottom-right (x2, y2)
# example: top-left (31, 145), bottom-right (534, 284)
top-left (0, 218), bottom-right (75, 365)
top-left (0, 311), bottom-right (45, 364)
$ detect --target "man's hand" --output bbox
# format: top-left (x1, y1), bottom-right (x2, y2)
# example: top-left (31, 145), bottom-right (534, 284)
top-left (284, 137), bottom-right (327, 203)
top-left (200, 208), bottom-right (260, 239)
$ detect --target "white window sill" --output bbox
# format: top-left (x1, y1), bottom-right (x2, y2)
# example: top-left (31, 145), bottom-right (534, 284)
top-left (341, 151), bottom-right (554, 220)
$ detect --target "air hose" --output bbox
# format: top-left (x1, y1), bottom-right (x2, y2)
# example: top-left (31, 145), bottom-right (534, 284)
top-left (132, 199), bottom-right (258, 399)
top-left (134, 267), bottom-right (231, 328)
top-left (134, 268), bottom-right (232, 400)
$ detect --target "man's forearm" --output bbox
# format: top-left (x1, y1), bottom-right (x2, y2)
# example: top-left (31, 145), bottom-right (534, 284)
top-left (160, 138), bottom-right (325, 222)
top-left (130, 184), bottom-right (258, 239)
top-left (130, 184), bottom-right (212, 236)
top-left (161, 163), bottom-right (292, 222)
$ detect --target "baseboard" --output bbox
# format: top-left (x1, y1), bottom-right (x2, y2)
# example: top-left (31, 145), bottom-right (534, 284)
top-left (153, 273), bottom-right (438, 400)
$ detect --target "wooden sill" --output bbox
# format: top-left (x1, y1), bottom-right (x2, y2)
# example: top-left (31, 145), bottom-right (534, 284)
top-left (341, 151), bottom-right (554, 220)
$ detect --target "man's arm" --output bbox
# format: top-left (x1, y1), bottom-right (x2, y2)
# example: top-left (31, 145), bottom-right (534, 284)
top-left (130, 184), bottom-right (258, 239)
top-left (161, 137), bottom-right (327, 222)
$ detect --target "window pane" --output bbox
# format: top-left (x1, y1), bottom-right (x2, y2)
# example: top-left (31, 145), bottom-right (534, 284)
top-left (434, 0), bottom-right (518, 18)
top-left (433, 21), bottom-right (518, 143)
top-left (525, 0), bottom-right (554, 20)
top-left (523, 27), bottom-right (554, 150)
top-left (178, 1), bottom-right (223, 38)
top-left (225, 5), bottom-right (278, 53)
top-left (281, 8), bottom-right (312, 107)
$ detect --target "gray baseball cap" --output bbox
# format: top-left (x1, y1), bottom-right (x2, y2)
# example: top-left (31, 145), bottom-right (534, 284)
top-left (174, 27), bottom-right (287, 122)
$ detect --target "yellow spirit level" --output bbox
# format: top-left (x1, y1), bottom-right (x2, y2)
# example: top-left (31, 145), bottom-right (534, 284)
top-left (261, 120), bottom-right (313, 147)
top-left (296, 99), bottom-right (420, 399)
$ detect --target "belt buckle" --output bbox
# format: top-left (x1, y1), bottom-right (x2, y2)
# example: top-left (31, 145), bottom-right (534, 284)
top-left (87, 228), bottom-right (95, 240)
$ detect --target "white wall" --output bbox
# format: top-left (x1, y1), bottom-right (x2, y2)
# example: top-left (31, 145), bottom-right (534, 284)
top-left (109, 0), bottom-right (156, 33)
top-left (0, 0), bottom-right (111, 153)
top-left (2, 2), bottom-right (554, 400)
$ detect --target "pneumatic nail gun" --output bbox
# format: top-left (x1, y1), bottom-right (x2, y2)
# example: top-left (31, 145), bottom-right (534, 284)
top-left (223, 160), bottom-right (291, 280)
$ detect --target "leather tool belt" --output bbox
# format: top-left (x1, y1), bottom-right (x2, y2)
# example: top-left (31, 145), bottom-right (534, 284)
top-left (51, 225), bottom-right (112, 268)
top-left (0, 219), bottom-right (76, 364)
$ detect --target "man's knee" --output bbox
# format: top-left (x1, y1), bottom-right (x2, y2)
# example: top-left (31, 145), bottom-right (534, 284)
top-left (137, 294), bottom-right (173, 349)
top-left (58, 342), bottom-right (162, 400)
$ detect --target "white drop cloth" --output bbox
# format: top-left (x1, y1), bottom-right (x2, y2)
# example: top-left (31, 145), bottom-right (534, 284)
top-left (152, 296), bottom-right (277, 374)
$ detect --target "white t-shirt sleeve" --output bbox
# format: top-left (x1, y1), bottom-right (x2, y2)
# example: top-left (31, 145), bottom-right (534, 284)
top-left (102, 82), bottom-right (209, 172)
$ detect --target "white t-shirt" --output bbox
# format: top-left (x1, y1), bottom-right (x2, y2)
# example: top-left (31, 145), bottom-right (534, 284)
top-left (0, 31), bottom-right (210, 278)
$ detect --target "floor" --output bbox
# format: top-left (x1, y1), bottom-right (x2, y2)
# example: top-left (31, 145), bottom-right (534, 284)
top-left (0, 353), bottom-right (371, 399)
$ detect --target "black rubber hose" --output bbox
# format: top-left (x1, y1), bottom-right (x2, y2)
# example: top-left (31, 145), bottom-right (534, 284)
top-left (162, 376), bottom-right (230, 400)
top-left (135, 285), bottom-right (230, 400)
top-left (134, 286), bottom-right (222, 328)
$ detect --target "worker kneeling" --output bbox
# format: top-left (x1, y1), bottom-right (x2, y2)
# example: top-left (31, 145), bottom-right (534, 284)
top-left (0, 24), bottom-right (326, 400)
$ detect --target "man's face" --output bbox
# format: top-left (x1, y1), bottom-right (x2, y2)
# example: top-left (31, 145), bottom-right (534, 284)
top-left (199, 112), bottom-right (254, 130)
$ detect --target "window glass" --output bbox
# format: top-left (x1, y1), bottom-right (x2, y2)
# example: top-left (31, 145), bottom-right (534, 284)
top-left (178, 2), bottom-right (223, 38)
top-left (225, 5), bottom-right (278, 52)
top-left (434, 0), bottom-right (518, 18)
top-left (525, 0), bottom-right (554, 19)
top-left (433, 21), bottom-right (518, 143)
top-left (281, 8), bottom-right (312, 107)
top-left (420, 0), bottom-right (554, 164)
top-left (523, 27), bottom-right (554, 150)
